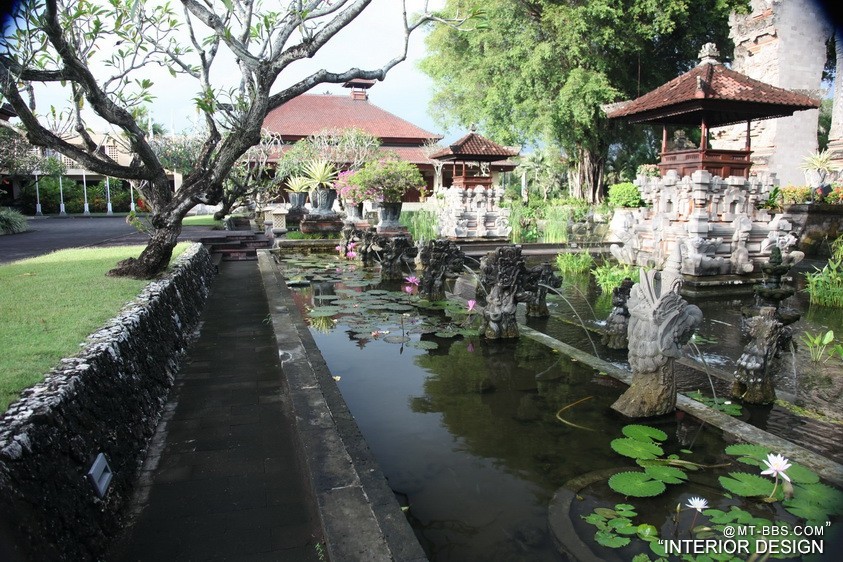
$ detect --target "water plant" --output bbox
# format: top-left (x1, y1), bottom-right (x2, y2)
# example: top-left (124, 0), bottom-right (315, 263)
top-left (400, 209), bottom-right (439, 242)
top-left (805, 245), bottom-right (843, 308)
top-left (582, 426), bottom-right (843, 560)
top-left (591, 261), bottom-right (639, 295)
top-left (555, 252), bottom-right (594, 275)
top-left (686, 390), bottom-right (743, 417)
top-left (800, 329), bottom-right (835, 362)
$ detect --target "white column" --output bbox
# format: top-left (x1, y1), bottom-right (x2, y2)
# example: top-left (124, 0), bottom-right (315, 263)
top-left (34, 173), bottom-right (42, 216)
top-left (105, 176), bottom-right (113, 215)
top-left (82, 171), bottom-right (90, 215)
top-left (58, 175), bottom-right (66, 215)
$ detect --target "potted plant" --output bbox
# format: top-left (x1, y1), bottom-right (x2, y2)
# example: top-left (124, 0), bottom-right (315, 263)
top-left (354, 157), bottom-right (424, 228)
top-left (801, 149), bottom-right (838, 194)
top-left (334, 170), bottom-right (373, 222)
top-left (302, 159), bottom-right (338, 215)
top-left (285, 176), bottom-right (311, 209)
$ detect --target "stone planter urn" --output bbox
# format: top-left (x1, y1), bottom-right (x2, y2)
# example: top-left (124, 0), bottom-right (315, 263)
top-left (312, 188), bottom-right (338, 216)
top-left (377, 201), bottom-right (403, 229)
top-left (287, 191), bottom-right (308, 209)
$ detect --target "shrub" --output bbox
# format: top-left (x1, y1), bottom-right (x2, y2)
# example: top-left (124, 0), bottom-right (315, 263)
top-left (0, 207), bottom-right (28, 234)
top-left (607, 182), bottom-right (643, 208)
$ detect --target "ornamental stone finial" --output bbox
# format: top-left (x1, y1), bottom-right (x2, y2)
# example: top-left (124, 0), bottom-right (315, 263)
top-left (698, 43), bottom-right (721, 66)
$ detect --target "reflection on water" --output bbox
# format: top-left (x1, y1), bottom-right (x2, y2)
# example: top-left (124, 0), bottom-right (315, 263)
top-left (277, 253), bottom-right (780, 561)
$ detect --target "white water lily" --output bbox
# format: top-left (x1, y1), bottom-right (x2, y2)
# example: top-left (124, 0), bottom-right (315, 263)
top-left (685, 496), bottom-right (708, 512)
top-left (760, 453), bottom-right (792, 482)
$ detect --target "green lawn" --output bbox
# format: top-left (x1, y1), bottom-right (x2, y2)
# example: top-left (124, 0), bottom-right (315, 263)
top-left (0, 244), bottom-right (188, 412)
top-left (182, 214), bottom-right (224, 227)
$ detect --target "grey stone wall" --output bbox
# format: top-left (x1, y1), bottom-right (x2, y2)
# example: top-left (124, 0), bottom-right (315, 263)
top-left (0, 243), bottom-right (216, 561)
top-left (784, 204), bottom-right (843, 257)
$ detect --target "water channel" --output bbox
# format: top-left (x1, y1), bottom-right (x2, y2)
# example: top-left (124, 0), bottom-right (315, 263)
top-left (275, 251), bottom-right (842, 561)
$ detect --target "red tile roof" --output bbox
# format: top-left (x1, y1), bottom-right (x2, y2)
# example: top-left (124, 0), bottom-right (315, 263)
top-left (262, 94), bottom-right (442, 143)
top-left (605, 61), bottom-right (820, 127)
top-left (430, 132), bottom-right (519, 161)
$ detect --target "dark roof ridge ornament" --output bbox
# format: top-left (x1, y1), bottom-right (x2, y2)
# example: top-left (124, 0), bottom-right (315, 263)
top-left (697, 43), bottom-right (721, 66)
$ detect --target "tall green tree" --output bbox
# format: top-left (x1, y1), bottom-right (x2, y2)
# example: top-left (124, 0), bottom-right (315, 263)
top-left (1, 0), bottom-right (474, 278)
top-left (421, 0), bottom-right (748, 202)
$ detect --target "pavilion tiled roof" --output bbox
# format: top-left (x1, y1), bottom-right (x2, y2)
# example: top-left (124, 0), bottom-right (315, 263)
top-left (605, 51), bottom-right (820, 127)
top-left (430, 132), bottom-right (519, 161)
top-left (262, 94), bottom-right (442, 143)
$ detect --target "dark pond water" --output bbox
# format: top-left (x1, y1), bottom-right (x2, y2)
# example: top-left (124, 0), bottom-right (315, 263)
top-left (275, 252), bottom-right (842, 561)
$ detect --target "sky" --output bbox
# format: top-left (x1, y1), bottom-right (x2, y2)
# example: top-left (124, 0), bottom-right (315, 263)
top-left (149, 0), bottom-right (454, 141)
top-left (6, 0), bottom-right (456, 142)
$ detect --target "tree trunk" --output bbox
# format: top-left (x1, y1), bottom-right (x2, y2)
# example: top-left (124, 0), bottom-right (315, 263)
top-left (214, 198), bottom-right (235, 221)
top-left (107, 214), bottom-right (183, 279)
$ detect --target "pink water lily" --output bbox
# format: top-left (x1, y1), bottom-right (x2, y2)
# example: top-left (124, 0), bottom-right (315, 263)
top-left (346, 251), bottom-right (357, 259)
top-left (467, 299), bottom-right (477, 312)
top-left (404, 275), bottom-right (420, 286)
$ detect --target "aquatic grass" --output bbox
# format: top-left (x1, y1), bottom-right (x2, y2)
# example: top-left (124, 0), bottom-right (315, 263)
top-left (400, 209), bottom-right (439, 242)
top-left (0, 244), bottom-right (189, 412)
top-left (555, 252), bottom-right (594, 275)
top-left (805, 257), bottom-right (843, 308)
top-left (540, 205), bottom-right (571, 243)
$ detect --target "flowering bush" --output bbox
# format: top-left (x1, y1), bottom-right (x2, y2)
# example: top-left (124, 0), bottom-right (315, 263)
top-left (826, 183), bottom-right (843, 204)
top-left (334, 170), bottom-right (378, 204)
top-left (780, 185), bottom-right (812, 205)
top-left (353, 157), bottom-right (424, 203)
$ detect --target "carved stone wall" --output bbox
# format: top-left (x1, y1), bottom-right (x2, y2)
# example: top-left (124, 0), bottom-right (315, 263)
top-left (610, 171), bottom-right (806, 276)
top-left (711, 0), bottom-right (833, 186)
top-left (0, 244), bottom-right (215, 561)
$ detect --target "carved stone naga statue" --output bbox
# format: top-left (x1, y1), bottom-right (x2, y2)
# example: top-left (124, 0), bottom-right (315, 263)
top-left (602, 277), bottom-right (635, 350)
top-left (418, 240), bottom-right (465, 302)
top-left (611, 269), bottom-right (703, 418)
top-left (479, 245), bottom-right (526, 339)
top-left (375, 235), bottom-right (418, 282)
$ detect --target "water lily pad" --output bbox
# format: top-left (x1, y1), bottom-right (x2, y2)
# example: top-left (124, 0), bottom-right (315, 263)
top-left (608, 472), bottom-right (666, 497)
top-left (718, 472), bottom-right (776, 498)
top-left (308, 306), bottom-right (341, 317)
top-left (610, 437), bottom-right (664, 460)
top-left (622, 424), bottom-right (667, 442)
top-left (643, 465), bottom-right (687, 484)
top-left (434, 331), bottom-right (461, 339)
top-left (407, 340), bottom-right (439, 350)
top-left (383, 335), bottom-right (410, 344)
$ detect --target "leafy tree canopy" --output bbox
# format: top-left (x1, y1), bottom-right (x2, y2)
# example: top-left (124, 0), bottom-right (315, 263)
top-left (421, 0), bottom-right (749, 199)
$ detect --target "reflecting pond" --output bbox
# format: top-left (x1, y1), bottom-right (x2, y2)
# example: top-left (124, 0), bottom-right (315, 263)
top-left (275, 252), bottom-right (842, 561)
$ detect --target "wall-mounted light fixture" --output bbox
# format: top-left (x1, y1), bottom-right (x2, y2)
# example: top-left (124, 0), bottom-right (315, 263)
top-left (86, 453), bottom-right (113, 499)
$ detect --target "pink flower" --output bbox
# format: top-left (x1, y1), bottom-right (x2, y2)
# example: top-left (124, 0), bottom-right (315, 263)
top-left (335, 245), bottom-right (342, 252)
top-left (404, 276), bottom-right (420, 286)
top-left (466, 341), bottom-right (475, 353)
top-left (346, 251), bottom-right (357, 259)
top-left (404, 285), bottom-right (415, 294)
top-left (467, 299), bottom-right (476, 312)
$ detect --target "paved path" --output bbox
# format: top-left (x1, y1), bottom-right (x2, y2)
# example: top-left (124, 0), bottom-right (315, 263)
top-left (0, 216), bottom-right (224, 264)
top-left (108, 260), bottom-right (322, 561)
top-left (1, 218), bottom-right (322, 560)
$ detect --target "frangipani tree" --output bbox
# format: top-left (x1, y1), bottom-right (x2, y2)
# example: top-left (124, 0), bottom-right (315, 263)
top-left (0, 0), bottom-right (475, 278)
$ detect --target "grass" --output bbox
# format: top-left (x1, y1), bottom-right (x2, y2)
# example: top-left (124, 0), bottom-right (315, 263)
top-left (0, 244), bottom-right (189, 412)
top-left (183, 214), bottom-right (224, 227)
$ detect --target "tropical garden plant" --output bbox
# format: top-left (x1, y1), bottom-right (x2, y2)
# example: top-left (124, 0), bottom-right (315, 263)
top-left (805, 236), bottom-right (843, 308)
top-left (0, 207), bottom-right (28, 235)
top-left (592, 261), bottom-right (639, 295)
top-left (352, 157), bottom-right (424, 203)
top-left (555, 252), bottom-right (594, 275)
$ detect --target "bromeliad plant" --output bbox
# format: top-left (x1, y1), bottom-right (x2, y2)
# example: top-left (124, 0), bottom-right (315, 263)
top-left (582, 425), bottom-right (843, 560)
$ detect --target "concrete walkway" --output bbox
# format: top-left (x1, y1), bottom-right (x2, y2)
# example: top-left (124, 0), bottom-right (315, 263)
top-left (1, 218), bottom-right (323, 560)
top-left (107, 259), bottom-right (322, 561)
